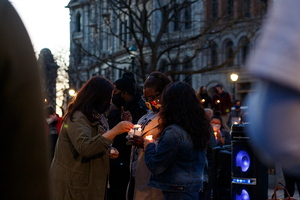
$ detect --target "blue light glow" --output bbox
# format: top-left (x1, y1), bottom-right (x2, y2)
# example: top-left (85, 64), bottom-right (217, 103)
top-left (235, 189), bottom-right (250, 200)
top-left (236, 150), bottom-right (250, 172)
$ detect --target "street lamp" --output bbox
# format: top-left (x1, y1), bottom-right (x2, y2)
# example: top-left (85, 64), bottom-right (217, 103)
top-left (230, 73), bottom-right (238, 102)
top-left (129, 45), bottom-right (137, 73)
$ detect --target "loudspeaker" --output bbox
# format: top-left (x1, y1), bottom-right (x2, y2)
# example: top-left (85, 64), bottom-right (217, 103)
top-left (212, 145), bottom-right (231, 200)
top-left (231, 124), bottom-right (268, 200)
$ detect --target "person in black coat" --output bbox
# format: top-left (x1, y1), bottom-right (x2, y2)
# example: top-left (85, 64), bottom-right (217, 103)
top-left (107, 72), bottom-right (147, 200)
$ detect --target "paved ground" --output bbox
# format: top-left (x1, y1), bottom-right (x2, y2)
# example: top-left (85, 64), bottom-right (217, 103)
top-left (268, 189), bottom-right (299, 199)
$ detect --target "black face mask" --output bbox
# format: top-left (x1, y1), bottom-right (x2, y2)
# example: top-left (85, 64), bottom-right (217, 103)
top-left (112, 93), bottom-right (125, 110)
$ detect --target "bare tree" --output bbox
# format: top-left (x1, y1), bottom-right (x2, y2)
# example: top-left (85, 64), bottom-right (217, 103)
top-left (69, 0), bottom-right (265, 82)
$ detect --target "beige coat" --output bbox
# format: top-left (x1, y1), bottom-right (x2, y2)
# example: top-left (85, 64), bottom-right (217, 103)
top-left (131, 112), bottom-right (164, 200)
top-left (50, 111), bottom-right (113, 200)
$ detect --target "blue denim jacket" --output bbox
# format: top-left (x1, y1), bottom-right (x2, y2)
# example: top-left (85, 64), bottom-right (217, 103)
top-left (144, 124), bottom-right (206, 192)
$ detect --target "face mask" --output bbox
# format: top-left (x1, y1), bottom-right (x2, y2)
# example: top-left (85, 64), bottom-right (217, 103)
top-left (201, 89), bottom-right (207, 94)
top-left (212, 124), bottom-right (221, 132)
top-left (112, 93), bottom-right (125, 110)
top-left (235, 105), bottom-right (241, 110)
top-left (145, 100), bottom-right (161, 112)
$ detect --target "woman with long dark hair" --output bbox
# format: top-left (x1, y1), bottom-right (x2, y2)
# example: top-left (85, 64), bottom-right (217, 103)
top-left (50, 76), bottom-right (133, 200)
top-left (144, 82), bottom-right (211, 199)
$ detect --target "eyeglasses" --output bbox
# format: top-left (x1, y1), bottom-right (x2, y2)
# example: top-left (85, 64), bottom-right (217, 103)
top-left (141, 93), bottom-right (161, 102)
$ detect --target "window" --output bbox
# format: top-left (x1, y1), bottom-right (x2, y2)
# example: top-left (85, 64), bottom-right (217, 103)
top-left (171, 59), bottom-right (180, 81)
top-left (74, 44), bottom-right (82, 64)
top-left (239, 37), bottom-right (250, 65)
top-left (76, 13), bottom-right (81, 32)
top-left (183, 58), bottom-right (192, 86)
top-left (243, 0), bottom-right (251, 18)
top-left (159, 59), bottom-right (168, 74)
top-left (225, 40), bottom-right (234, 67)
top-left (212, 0), bottom-right (218, 19)
top-left (162, 6), bottom-right (169, 33)
top-left (227, 0), bottom-right (234, 19)
top-left (261, 0), bottom-right (268, 15)
top-left (184, 4), bottom-right (192, 29)
top-left (119, 21), bottom-right (123, 45)
top-left (210, 41), bottom-right (218, 67)
top-left (173, 4), bottom-right (179, 31)
top-left (124, 20), bottom-right (128, 43)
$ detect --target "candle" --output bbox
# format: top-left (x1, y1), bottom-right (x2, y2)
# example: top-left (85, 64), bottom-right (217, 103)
top-left (217, 100), bottom-right (220, 103)
top-left (201, 99), bottom-right (205, 103)
top-left (145, 135), bottom-right (153, 141)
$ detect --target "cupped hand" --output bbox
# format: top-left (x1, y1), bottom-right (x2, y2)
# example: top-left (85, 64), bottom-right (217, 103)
top-left (122, 111), bottom-right (132, 122)
top-left (109, 147), bottom-right (119, 159)
top-left (128, 135), bottom-right (144, 148)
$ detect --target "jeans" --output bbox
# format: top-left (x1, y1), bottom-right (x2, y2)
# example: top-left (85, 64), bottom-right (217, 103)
top-left (163, 191), bottom-right (199, 200)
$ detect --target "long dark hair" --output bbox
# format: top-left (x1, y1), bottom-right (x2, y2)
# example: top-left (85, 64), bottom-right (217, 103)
top-left (62, 76), bottom-right (114, 123)
top-left (159, 82), bottom-right (211, 150)
top-left (144, 71), bottom-right (172, 93)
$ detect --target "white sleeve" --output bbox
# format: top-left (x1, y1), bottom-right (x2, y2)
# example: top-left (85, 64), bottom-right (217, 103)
top-left (246, 81), bottom-right (300, 176)
top-left (247, 0), bottom-right (300, 93)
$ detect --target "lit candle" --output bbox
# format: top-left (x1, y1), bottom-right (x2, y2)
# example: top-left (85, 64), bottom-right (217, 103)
top-left (201, 99), bottom-right (205, 103)
top-left (145, 135), bottom-right (153, 141)
top-left (214, 132), bottom-right (217, 139)
top-left (217, 100), bottom-right (220, 103)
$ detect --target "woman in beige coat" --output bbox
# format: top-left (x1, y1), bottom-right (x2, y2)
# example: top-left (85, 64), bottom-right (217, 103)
top-left (127, 72), bottom-right (172, 200)
top-left (50, 76), bottom-right (133, 200)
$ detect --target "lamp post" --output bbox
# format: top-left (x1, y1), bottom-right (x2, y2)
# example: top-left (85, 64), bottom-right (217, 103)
top-left (230, 73), bottom-right (238, 102)
top-left (129, 45), bottom-right (137, 73)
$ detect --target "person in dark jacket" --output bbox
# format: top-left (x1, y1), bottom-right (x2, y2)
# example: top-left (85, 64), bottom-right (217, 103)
top-left (227, 100), bottom-right (243, 128)
top-left (197, 86), bottom-right (211, 108)
top-left (107, 72), bottom-right (147, 200)
top-left (211, 83), bottom-right (232, 130)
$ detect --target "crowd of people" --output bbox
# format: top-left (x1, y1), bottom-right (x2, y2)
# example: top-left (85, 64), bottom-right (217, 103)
top-left (42, 72), bottom-right (250, 200)
top-left (4, 0), bottom-right (300, 199)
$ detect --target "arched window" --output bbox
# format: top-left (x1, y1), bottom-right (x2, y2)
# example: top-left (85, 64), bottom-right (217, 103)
top-left (210, 41), bottom-right (218, 67)
top-left (238, 37), bottom-right (250, 66)
top-left (224, 40), bottom-right (234, 67)
top-left (76, 13), bottom-right (81, 32)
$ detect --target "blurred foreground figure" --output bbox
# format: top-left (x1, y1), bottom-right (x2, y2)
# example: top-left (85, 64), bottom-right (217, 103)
top-left (0, 0), bottom-right (50, 199)
top-left (246, 0), bottom-right (300, 175)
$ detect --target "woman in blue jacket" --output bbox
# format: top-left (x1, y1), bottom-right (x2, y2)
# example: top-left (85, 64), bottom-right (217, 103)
top-left (144, 82), bottom-right (211, 200)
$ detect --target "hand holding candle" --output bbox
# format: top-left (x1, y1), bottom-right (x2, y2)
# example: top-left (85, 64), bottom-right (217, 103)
top-left (143, 135), bottom-right (154, 149)
top-left (145, 135), bottom-right (153, 141)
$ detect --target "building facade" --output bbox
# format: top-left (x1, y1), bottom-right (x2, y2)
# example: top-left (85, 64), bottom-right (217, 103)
top-left (66, 0), bottom-right (271, 104)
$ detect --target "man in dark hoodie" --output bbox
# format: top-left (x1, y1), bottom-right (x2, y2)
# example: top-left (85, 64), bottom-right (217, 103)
top-left (107, 72), bottom-right (147, 200)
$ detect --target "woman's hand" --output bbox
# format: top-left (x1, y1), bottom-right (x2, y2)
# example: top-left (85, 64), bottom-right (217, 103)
top-left (113, 121), bottom-right (134, 135)
top-left (143, 138), bottom-right (154, 149)
top-left (109, 147), bottom-right (119, 159)
top-left (128, 135), bottom-right (144, 148)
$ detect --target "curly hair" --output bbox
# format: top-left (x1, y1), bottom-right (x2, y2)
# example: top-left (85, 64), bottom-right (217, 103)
top-left (159, 82), bottom-right (211, 150)
top-left (62, 76), bottom-right (114, 123)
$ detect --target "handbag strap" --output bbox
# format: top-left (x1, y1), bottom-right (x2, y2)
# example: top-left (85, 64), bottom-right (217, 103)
top-left (271, 182), bottom-right (292, 199)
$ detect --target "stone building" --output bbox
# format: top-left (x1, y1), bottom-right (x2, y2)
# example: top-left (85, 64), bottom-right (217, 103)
top-left (66, 0), bottom-right (271, 104)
